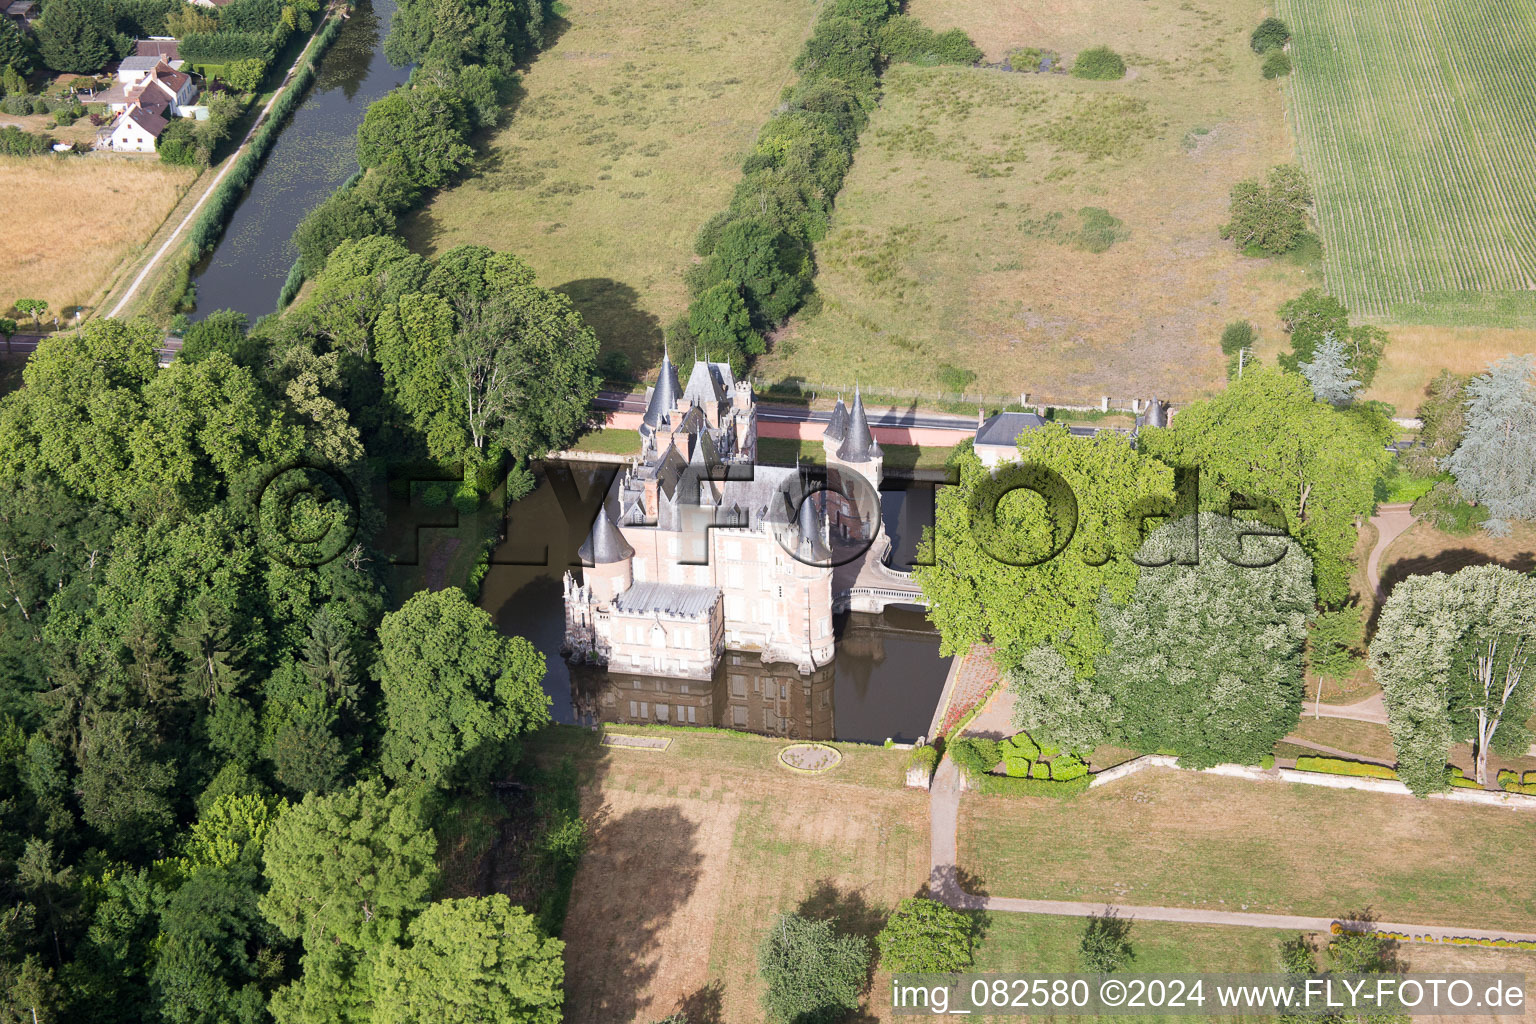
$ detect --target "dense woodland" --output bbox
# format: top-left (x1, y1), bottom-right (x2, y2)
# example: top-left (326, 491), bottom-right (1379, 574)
top-left (0, 235), bottom-right (600, 1022)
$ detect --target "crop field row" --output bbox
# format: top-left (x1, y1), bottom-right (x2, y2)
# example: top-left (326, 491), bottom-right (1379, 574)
top-left (1280, 0), bottom-right (1536, 323)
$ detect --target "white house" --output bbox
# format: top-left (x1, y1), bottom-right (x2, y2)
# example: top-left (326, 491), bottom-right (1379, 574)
top-left (107, 106), bottom-right (169, 153)
top-left (103, 61), bottom-right (197, 116)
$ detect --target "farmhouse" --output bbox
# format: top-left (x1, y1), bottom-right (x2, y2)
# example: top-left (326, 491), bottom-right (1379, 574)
top-left (102, 60), bottom-right (198, 115)
top-left (106, 105), bottom-right (169, 153)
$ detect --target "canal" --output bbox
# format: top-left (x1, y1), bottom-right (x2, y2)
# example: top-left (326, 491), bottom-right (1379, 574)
top-left (467, 461), bottom-right (951, 745)
top-left (189, 0), bottom-right (407, 320)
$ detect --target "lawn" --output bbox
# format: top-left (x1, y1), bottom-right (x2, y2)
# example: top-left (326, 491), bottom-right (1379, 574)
top-left (959, 768), bottom-right (1536, 932)
top-left (530, 725), bottom-right (931, 1024)
top-left (1377, 520), bottom-right (1536, 602)
top-left (0, 155), bottom-right (197, 317)
top-left (757, 435), bottom-right (953, 472)
top-left (401, 0), bottom-right (816, 370)
top-left (757, 0), bottom-right (1311, 405)
top-left (1279, 0), bottom-right (1536, 324)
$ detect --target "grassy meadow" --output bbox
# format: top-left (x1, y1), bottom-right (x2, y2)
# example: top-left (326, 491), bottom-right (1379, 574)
top-left (1279, 0), bottom-right (1536, 324)
top-left (757, 0), bottom-right (1312, 405)
top-left (0, 155), bottom-right (197, 317)
top-left (959, 769), bottom-right (1536, 932)
top-left (402, 0), bottom-right (816, 369)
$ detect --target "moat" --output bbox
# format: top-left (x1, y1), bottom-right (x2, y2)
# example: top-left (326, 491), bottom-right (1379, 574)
top-left (472, 460), bottom-right (950, 745)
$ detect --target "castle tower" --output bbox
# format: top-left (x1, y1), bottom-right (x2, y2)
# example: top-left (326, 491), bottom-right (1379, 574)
top-left (825, 386), bottom-right (883, 541)
top-left (821, 395), bottom-right (849, 462)
top-left (578, 503), bottom-right (634, 603)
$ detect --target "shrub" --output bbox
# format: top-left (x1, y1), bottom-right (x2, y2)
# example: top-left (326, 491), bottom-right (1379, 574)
top-left (1251, 17), bottom-right (1291, 53)
top-left (1260, 753), bottom-right (1275, 769)
top-left (876, 897), bottom-right (977, 973)
top-left (907, 745), bottom-right (939, 774)
top-left (1293, 755), bottom-right (1398, 780)
top-left (1446, 767), bottom-right (1481, 790)
top-left (1076, 206), bottom-right (1127, 252)
top-left (1496, 770), bottom-right (1536, 795)
top-left (877, 16), bottom-right (981, 66)
top-left (1005, 46), bottom-right (1062, 73)
top-left (1081, 910), bottom-right (1134, 973)
top-left (1071, 46), bottom-right (1125, 80)
top-left (452, 486), bottom-right (479, 514)
top-left (1410, 480), bottom-right (1489, 536)
top-left (946, 737), bottom-right (1001, 780)
top-left (1262, 50), bottom-right (1292, 79)
top-left (975, 774), bottom-right (1090, 797)
top-left (420, 483), bottom-right (451, 508)
top-left (758, 913), bottom-right (870, 1024)
top-left (1047, 753), bottom-right (1088, 781)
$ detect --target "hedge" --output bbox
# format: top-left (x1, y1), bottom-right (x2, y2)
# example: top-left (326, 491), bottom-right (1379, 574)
top-left (906, 745), bottom-right (939, 773)
top-left (180, 31), bottom-right (276, 64)
top-left (976, 774), bottom-right (1091, 798)
top-left (1446, 767), bottom-right (1481, 790)
top-left (1496, 769), bottom-right (1536, 795)
top-left (947, 737), bottom-right (1000, 780)
top-left (1293, 755), bottom-right (1398, 780)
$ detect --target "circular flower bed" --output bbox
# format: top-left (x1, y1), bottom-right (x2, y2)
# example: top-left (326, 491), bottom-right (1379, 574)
top-left (778, 742), bottom-right (842, 773)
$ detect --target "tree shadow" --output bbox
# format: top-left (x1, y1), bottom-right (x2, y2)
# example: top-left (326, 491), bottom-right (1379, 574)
top-left (671, 981), bottom-right (723, 1024)
top-left (557, 804), bottom-right (706, 1023)
top-left (555, 278), bottom-right (662, 372)
top-left (795, 879), bottom-right (889, 945)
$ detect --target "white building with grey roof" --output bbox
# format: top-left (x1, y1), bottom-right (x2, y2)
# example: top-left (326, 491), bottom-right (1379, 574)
top-left (564, 350), bottom-right (858, 677)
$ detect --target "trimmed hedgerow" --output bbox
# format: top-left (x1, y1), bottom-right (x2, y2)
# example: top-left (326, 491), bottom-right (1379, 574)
top-left (1293, 755), bottom-right (1398, 780)
top-left (976, 774), bottom-right (1090, 798)
top-left (1071, 46), bottom-right (1125, 80)
top-left (1496, 769), bottom-right (1536, 795)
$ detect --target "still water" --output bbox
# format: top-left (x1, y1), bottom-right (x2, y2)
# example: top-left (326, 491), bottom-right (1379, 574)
top-left (469, 461), bottom-right (951, 744)
top-left (189, 0), bottom-right (407, 320)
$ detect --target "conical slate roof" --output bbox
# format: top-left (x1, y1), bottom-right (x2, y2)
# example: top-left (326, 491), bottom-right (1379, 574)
top-left (683, 359), bottom-right (725, 406)
top-left (836, 387), bottom-right (881, 463)
top-left (642, 345), bottom-right (682, 429)
top-left (794, 489), bottom-right (831, 563)
top-left (1136, 397), bottom-right (1169, 429)
top-left (578, 503), bottom-right (634, 564)
top-left (823, 396), bottom-right (849, 443)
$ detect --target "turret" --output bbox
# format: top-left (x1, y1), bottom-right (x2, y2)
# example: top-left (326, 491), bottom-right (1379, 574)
top-left (641, 344), bottom-right (682, 432)
top-left (578, 503), bottom-right (634, 601)
top-left (836, 386), bottom-right (881, 464)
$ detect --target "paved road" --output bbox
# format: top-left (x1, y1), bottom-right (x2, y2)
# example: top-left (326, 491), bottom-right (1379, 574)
top-left (595, 390), bottom-right (1101, 437)
top-left (1366, 502), bottom-right (1417, 600)
top-left (4, 333), bottom-right (182, 360)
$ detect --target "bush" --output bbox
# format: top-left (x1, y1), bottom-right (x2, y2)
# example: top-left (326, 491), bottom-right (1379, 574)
top-left (876, 897), bottom-right (977, 973)
top-left (1251, 17), bottom-right (1291, 53)
top-left (906, 745), bottom-right (939, 774)
top-left (877, 16), bottom-right (981, 66)
top-left (1260, 753), bottom-right (1275, 769)
top-left (1071, 46), bottom-right (1125, 80)
top-left (1047, 753), bottom-right (1088, 781)
top-left (1293, 755), bottom-right (1398, 780)
top-left (1496, 769), bottom-right (1536, 795)
top-left (758, 913), bottom-right (870, 1024)
top-left (976, 773), bottom-right (1090, 797)
top-left (1005, 46), bottom-right (1062, 73)
top-left (1446, 767), bottom-right (1481, 790)
top-left (1262, 50), bottom-right (1292, 79)
top-left (1081, 910), bottom-right (1134, 973)
top-left (420, 483), bottom-right (451, 508)
top-left (946, 737), bottom-right (1001, 780)
top-left (1410, 480), bottom-right (1489, 536)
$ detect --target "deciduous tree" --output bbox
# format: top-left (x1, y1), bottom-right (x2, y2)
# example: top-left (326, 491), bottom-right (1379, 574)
top-left (875, 897), bottom-right (976, 974)
top-left (757, 913), bottom-right (869, 1024)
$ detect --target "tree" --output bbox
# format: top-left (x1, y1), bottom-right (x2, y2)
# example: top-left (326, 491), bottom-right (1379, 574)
top-left (221, 57), bottom-right (266, 93)
top-left (372, 895), bottom-right (564, 1024)
top-left (260, 780), bottom-right (437, 1022)
top-left (914, 423), bottom-right (1175, 676)
top-left (0, 18), bottom-right (35, 76)
top-left (695, 219), bottom-right (811, 326)
top-left (356, 87), bottom-right (473, 193)
top-left (1006, 645), bottom-right (1112, 754)
top-left (1298, 332), bottom-right (1361, 407)
top-left (75, 708), bottom-right (178, 857)
top-left (1278, 290), bottom-right (1388, 388)
top-left (1079, 910), bottom-right (1133, 973)
top-left (13, 298), bottom-right (47, 326)
top-left (1262, 49), bottom-right (1292, 79)
top-left (157, 118), bottom-right (202, 166)
top-left (0, 317), bottom-right (15, 354)
top-left (1139, 368), bottom-right (1392, 607)
top-left (1219, 320), bottom-right (1254, 379)
top-left (757, 913), bottom-right (870, 1024)
top-left (1402, 370), bottom-right (1467, 475)
top-left (1097, 514), bottom-right (1314, 766)
top-left (377, 588), bottom-right (551, 787)
top-left (292, 189), bottom-right (397, 276)
top-left (33, 0), bottom-right (119, 73)
top-left (1442, 354), bottom-right (1536, 530)
top-left (874, 897), bottom-right (976, 974)
top-left (374, 247), bottom-right (601, 466)
top-left (1369, 564), bottom-right (1536, 791)
top-left (1222, 165), bottom-right (1311, 256)
top-left (1307, 605), bottom-right (1365, 690)
top-left (1251, 17), bottom-right (1290, 52)
top-left (687, 280), bottom-right (764, 373)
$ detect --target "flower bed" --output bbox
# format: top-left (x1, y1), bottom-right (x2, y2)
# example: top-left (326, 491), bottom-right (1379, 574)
top-left (778, 742), bottom-right (842, 773)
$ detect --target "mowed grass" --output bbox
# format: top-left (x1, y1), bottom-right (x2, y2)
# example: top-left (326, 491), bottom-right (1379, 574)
top-left (402, 0), bottom-right (814, 368)
top-left (531, 725), bottom-right (931, 1023)
top-left (959, 769), bottom-right (1536, 931)
top-left (758, 0), bottom-right (1311, 405)
top-left (0, 155), bottom-right (196, 317)
top-left (1280, 0), bottom-right (1536, 323)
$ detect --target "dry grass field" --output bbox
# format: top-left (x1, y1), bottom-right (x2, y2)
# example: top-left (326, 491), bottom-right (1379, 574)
top-left (536, 727), bottom-right (930, 1024)
top-left (1378, 521), bottom-right (1536, 600)
top-left (0, 155), bottom-right (196, 317)
top-left (757, 0), bottom-right (1311, 404)
top-left (960, 769), bottom-right (1536, 932)
top-left (402, 0), bottom-right (815, 369)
